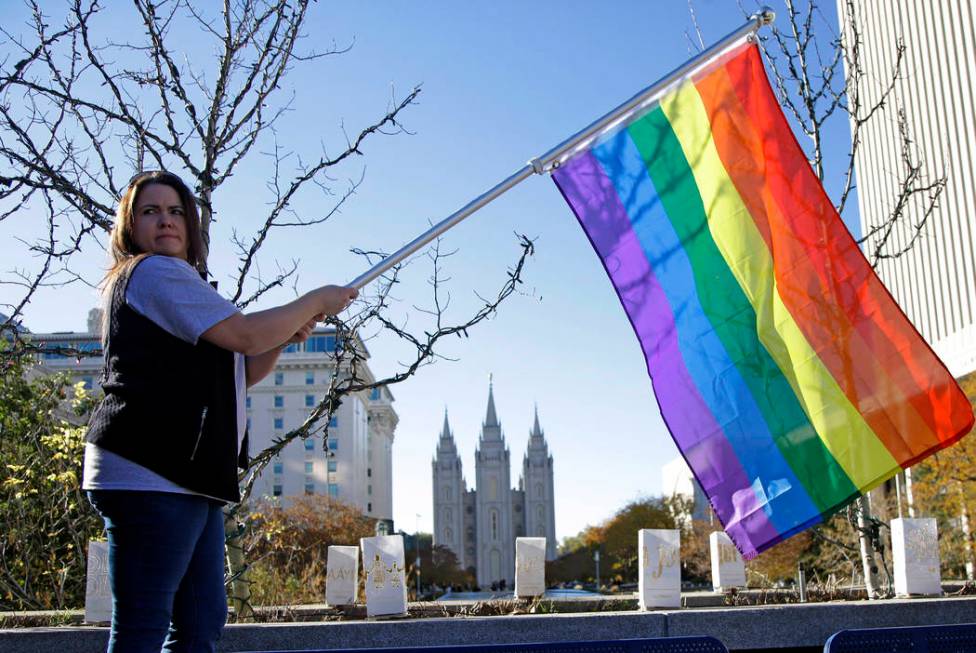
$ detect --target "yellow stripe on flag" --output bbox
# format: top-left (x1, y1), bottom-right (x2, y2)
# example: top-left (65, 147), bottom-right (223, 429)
top-left (660, 81), bottom-right (899, 490)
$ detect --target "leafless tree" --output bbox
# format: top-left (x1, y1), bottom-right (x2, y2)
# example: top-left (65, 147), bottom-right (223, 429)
top-left (1, 0), bottom-right (534, 614)
top-left (685, 0), bottom-right (949, 599)
top-left (685, 0), bottom-right (946, 267)
top-left (0, 0), bottom-right (420, 347)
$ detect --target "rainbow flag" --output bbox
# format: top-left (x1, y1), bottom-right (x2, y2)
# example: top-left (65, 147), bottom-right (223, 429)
top-left (552, 42), bottom-right (974, 558)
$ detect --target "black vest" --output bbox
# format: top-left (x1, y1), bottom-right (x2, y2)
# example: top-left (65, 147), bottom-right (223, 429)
top-left (86, 256), bottom-right (246, 503)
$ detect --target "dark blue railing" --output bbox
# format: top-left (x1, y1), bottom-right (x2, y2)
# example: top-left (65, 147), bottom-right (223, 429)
top-left (824, 622), bottom-right (976, 652)
top-left (242, 637), bottom-right (728, 653)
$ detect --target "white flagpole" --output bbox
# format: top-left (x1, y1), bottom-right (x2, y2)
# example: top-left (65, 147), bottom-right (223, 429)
top-left (347, 8), bottom-right (775, 290)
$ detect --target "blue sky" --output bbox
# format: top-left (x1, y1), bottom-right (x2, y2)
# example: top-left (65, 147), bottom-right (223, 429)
top-left (1, 1), bottom-right (856, 542)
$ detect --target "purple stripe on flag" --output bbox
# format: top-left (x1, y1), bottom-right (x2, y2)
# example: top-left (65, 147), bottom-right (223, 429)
top-left (553, 151), bottom-right (779, 557)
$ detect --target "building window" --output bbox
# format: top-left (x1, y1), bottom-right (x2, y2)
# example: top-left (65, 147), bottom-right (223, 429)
top-left (274, 395), bottom-right (284, 408)
top-left (81, 376), bottom-right (94, 390)
top-left (367, 502), bottom-right (372, 512)
top-left (245, 396), bottom-right (251, 409)
top-left (274, 372), bottom-right (284, 386)
top-left (367, 468), bottom-right (372, 478)
top-left (305, 394), bottom-right (315, 408)
top-left (40, 341), bottom-right (66, 359)
top-left (246, 417), bottom-right (252, 431)
top-left (304, 438), bottom-right (315, 451)
top-left (305, 462), bottom-right (314, 474)
top-left (328, 439), bottom-right (337, 451)
top-left (329, 415), bottom-right (338, 427)
top-left (368, 484), bottom-right (372, 495)
top-left (491, 510), bottom-right (499, 540)
top-left (307, 335), bottom-right (337, 353)
top-left (305, 483), bottom-right (314, 495)
top-left (273, 462), bottom-right (283, 474)
top-left (274, 417), bottom-right (284, 430)
top-left (328, 460), bottom-right (337, 472)
top-left (273, 485), bottom-right (282, 496)
top-left (283, 343), bottom-right (299, 353)
top-left (370, 387), bottom-right (381, 400)
top-left (305, 371), bottom-right (314, 385)
top-left (328, 483), bottom-right (338, 497)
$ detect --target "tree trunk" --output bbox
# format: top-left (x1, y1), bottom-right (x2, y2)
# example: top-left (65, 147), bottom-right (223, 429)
top-left (197, 188), bottom-right (213, 276)
top-left (855, 497), bottom-right (882, 599)
top-left (224, 511), bottom-right (254, 620)
top-left (904, 468), bottom-right (916, 518)
top-left (959, 483), bottom-right (975, 581)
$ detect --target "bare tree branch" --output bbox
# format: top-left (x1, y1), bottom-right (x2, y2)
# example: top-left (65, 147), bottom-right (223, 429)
top-left (0, 1), bottom-right (421, 361)
top-left (229, 86), bottom-right (421, 303)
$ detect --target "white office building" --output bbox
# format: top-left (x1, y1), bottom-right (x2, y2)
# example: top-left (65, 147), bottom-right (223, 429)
top-left (29, 311), bottom-right (396, 528)
top-left (842, 0), bottom-right (976, 377)
top-left (247, 329), bottom-right (397, 529)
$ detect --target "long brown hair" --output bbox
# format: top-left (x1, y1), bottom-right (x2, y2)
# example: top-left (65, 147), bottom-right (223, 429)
top-left (100, 171), bottom-right (206, 336)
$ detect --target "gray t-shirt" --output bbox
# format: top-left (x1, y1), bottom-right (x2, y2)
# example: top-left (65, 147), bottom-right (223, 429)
top-left (83, 255), bottom-right (246, 499)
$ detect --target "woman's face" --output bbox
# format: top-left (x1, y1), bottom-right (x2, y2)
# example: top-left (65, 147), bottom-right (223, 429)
top-left (131, 183), bottom-right (189, 260)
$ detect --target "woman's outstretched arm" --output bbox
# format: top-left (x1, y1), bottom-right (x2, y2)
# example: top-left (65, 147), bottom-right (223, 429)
top-left (243, 314), bottom-right (320, 387)
top-left (201, 284), bottom-right (357, 357)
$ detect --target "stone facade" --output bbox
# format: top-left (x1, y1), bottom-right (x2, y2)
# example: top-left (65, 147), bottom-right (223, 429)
top-left (431, 384), bottom-right (556, 587)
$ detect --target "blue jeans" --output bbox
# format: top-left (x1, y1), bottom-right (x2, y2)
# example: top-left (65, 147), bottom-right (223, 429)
top-left (87, 490), bottom-right (228, 653)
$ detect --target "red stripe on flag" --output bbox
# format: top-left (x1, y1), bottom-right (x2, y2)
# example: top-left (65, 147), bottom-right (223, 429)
top-left (715, 46), bottom-right (972, 456)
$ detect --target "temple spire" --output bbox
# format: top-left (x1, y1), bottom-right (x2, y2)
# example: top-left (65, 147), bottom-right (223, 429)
top-left (484, 377), bottom-right (499, 428)
top-left (441, 408), bottom-right (452, 440)
top-left (531, 404), bottom-right (543, 439)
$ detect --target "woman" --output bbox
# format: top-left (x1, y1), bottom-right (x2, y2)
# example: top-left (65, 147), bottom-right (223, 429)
top-left (83, 170), bottom-right (357, 652)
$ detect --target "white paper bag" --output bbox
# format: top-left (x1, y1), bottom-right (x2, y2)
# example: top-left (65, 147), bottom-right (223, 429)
top-left (360, 535), bottom-right (408, 616)
top-left (325, 545), bottom-right (359, 606)
top-left (709, 531), bottom-right (746, 591)
top-left (638, 529), bottom-right (681, 609)
top-left (84, 540), bottom-right (112, 624)
top-left (514, 537), bottom-right (546, 598)
top-left (892, 517), bottom-right (942, 596)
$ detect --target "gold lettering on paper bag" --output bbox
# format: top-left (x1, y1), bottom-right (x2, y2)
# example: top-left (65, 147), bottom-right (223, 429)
top-left (649, 544), bottom-right (679, 580)
top-left (367, 553), bottom-right (387, 589)
top-left (719, 542), bottom-right (739, 565)
top-left (905, 526), bottom-right (939, 575)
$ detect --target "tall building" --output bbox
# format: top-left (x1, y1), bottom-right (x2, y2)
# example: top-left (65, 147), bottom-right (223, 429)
top-left (431, 383), bottom-right (556, 588)
top-left (842, 0), bottom-right (976, 377)
top-left (246, 328), bottom-right (397, 530)
top-left (29, 314), bottom-right (396, 527)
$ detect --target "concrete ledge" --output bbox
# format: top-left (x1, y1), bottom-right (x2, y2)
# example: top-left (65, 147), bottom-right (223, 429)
top-left (223, 612), bottom-right (668, 652)
top-left (664, 596), bottom-right (976, 650)
top-left (2, 596), bottom-right (974, 652)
